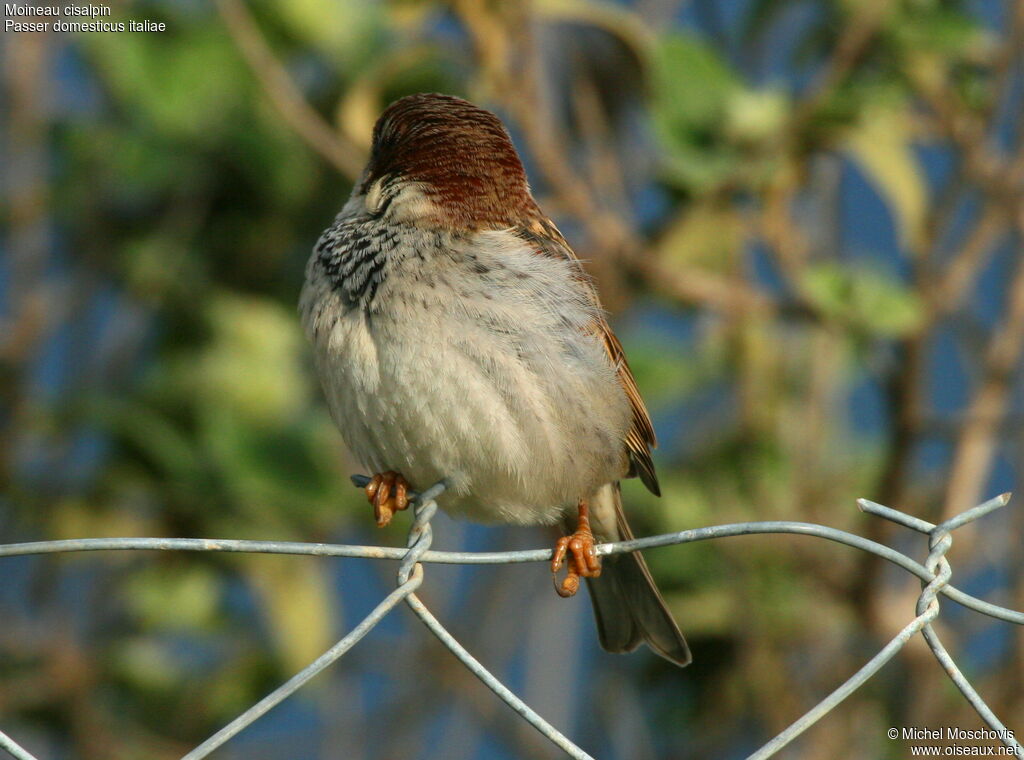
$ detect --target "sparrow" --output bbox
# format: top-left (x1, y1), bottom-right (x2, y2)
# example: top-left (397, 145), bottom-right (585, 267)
top-left (300, 93), bottom-right (690, 667)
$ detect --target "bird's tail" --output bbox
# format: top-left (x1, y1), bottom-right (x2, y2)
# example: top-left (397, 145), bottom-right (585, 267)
top-left (572, 483), bottom-right (691, 667)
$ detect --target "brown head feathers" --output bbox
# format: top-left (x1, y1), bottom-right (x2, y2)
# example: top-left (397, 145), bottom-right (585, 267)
top-left (363, 93), bottom-right (539, 229)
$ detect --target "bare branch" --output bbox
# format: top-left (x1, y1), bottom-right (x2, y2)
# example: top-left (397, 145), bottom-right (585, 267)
top-left (214, 0), bottom-right (366, 180)
top-left (943, 248), bottom-right (1024, 518)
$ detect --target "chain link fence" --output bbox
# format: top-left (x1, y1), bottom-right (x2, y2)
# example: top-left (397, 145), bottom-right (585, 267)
top-left (1, 476), bottom-right (1022, 760)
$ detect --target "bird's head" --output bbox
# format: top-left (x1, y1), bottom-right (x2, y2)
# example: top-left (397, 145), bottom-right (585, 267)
top-left (356, 93), bottom-right (538, 230)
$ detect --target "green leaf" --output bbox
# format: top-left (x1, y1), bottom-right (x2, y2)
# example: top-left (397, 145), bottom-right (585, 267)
top-left (277, 0), bottom-right (385, 69)
top-left (244, 557), bottom-right (337, 675)
top-left (651, 33), bottom-right (744, 190)
top-left (652, 33), bottom-right (740, 127)
top-left (844, 103), bottom-right (928, 254)
top-left (724, 88), bottom-right (789, 145)
top-left (885, 5), bottom-right (992, 62)
top-left (111, 638), bottom-right (185, 693)
top-left (196, 294), bottom-right (311, 426)
top-left (125, 565), bottom-right (222, 631)
top-left (654, 202), bottom-right (744, 271)
top-left (800, 262), bottom-right (925, 337)
top-left (87, 25), bottom-right (247, 141)
top-left (650, 33), bottom-right (786, 191)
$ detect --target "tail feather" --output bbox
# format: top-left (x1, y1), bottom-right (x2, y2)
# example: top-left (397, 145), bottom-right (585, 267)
top-left (569, 484), bottom-right (691, 667)
top-left (585, 552), bottom-right (691, 666)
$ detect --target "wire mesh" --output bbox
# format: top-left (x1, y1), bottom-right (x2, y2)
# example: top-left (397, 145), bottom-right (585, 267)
top-left (0, 478), bottom-right (1021, 760)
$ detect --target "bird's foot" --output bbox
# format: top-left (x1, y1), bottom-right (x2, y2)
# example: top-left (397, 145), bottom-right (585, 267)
top-left (551, 499), bottom-right (601, 598)
top-left (365, 471), bottom-right (410, 527)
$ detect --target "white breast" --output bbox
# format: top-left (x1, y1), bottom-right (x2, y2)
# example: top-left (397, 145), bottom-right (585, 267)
top-left (300, 224), bottom-right (631, 525)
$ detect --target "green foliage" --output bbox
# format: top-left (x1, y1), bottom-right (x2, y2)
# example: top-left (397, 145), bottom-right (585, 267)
top-left (651, 31), bottom-right (789, 193)
top-left (651, 33), bottom-right (744, 190)
top-left (276, 0), bottom-right (386, 68)
top-left (125, 565), bottom-right (222, 632)
top-left (844, 103), bottom-right (928, 253)
top-left (654, 201), bottom-right (745, 271)
top-left (800, 262), bottom-right (925, 337)
top-left (883, 2), bottom-right (993, 62)
top-left (87, 26), bottom-right (248, 141)
top-left (4, 0), bottom-right (1017, 756)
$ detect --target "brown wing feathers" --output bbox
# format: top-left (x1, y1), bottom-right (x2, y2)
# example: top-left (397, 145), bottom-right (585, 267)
top-left (516, 222), bottom-right (661, 496)
top-left (600, 320), bottom-right (660, 496)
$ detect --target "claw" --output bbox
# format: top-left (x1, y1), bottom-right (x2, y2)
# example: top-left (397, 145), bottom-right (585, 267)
top-left (552, 498), bottom-right (601, 598)
top-left (365, 471), bottom-right (411, 527)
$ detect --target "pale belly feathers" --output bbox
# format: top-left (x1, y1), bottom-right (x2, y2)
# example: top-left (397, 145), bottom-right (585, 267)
top-left (300, 222), bottom-right (631, 525)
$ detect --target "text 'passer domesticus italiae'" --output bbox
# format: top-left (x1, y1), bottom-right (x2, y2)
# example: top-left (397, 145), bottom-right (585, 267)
top-left (300, 93), bottom-right (690, 667)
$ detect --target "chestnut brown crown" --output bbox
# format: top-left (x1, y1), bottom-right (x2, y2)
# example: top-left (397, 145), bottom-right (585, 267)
top-left (362, 93), bottom-right (539, 229)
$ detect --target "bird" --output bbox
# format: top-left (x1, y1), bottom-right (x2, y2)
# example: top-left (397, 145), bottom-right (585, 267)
top-left (300, 92), bottom-right (690, 667)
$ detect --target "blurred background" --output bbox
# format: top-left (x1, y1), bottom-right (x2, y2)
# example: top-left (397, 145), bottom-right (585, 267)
top-left (2, 0), bottom-right (1023, 757)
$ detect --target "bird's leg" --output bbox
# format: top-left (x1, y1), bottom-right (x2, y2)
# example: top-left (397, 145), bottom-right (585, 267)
top-left (551, 498), bottom-right (602, 598)
top-left (365, 471), bottom-right (410, 527)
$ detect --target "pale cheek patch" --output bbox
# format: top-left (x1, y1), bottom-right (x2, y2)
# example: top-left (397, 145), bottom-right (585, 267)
top-left (363, 179), bottom-right (439, 222)
top-left (390, 184), bottom-right (443, 222)
top-left (363, 178), bottom-right (386, 215)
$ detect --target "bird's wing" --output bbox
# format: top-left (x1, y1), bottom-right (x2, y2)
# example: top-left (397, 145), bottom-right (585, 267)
top-left (515, 220), bottom-right (660, 496)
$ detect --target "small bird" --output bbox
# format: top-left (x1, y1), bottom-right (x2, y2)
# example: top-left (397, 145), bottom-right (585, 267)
top-left (300, 93), bottom-right (690, 667)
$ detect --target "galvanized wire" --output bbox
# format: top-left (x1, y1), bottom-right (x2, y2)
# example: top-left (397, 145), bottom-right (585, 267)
top-left (181, 568), bottom-right (425, 760)
top-left (0, 480), bottom-right (1020, 760)
top-left (750, 493), bottom-right (1022, 759)
top-left (0, 731), bottom-right (36, 760)
top-left (3, 533), bottom-right (1019, 624)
